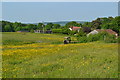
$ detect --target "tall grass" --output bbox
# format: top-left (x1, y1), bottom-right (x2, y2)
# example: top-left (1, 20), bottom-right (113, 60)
top-left (2, 32), bottom-right (118, 78)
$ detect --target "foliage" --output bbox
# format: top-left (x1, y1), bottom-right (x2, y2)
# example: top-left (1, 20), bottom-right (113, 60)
top-left (52, 29), bottom-right (63, 33)
top-left (65, 21), bottom-right (82, 27)
top-left (30, 29), bottom-right (34, 33)
top-left (77, 31), bottom-right (117, 43)
top-left (37, 23), bottom-right (44, 30)
top-left (76, 28), bottom-right (86, 37)
top-left (45, 23), bottom-right (53, 30)
top-left (1, 16), bottom-right (120, 36)
top-left (104, 35), bottom-right (118, 43)
top-left (69, 30), bottom-right (77, 35)
top-left (53, 24), bottom-right (61, 29)
top-left (77, 36), bottom-right (87, 43)
top-left (62, 28), bottom-right (71, 34)
top-left (4, 25), bottom-right (13, 32)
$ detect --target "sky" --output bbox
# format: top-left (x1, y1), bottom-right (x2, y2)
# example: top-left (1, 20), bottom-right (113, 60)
top-left (2, 2), bottom-right (118, 23)
top-left (1, 0), bottom-right (120, 2)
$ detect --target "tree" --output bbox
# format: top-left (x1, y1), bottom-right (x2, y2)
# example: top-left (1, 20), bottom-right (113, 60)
top-left (45, 23), bottom-right (53, 30)
top-left (12, 22), bottom-right (22, 31)
top-left (26, 24), bottom-right (36, 31)
top-left (15, 27), bottom-right (22, 31)
top-left (82, 22), bottom-right (92, 27)
top-left (30, 29), bottom-right (34, 33)
top-left (37, 23), bottom-right (44, 30)
top-left (53, 24), bottom-right (61, 29)
top-left (76, 28), bottom-right (86, 37)
top-left (62, 28), bottom-right (71, 34)
top-left (91, 18), bottom-right (102, 29)
top-left (4, 25), bottom-right (12, 32)
top-left (65, 21), bottom-right (81, 27)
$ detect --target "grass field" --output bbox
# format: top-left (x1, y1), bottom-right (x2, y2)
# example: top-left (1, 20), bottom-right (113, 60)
top-left (2, 32), bottom-right (118, 78)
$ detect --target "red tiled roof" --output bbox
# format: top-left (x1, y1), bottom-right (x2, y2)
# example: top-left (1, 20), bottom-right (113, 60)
top-left (96, 29), bottom-right (118, 35)
top-left (71, 26), bottom-right (81, 31)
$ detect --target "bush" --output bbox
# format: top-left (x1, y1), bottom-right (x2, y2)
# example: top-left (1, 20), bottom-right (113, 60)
top-left (69, 31), bottom-right (77, 35)
top-left (104, 34), bottom-right (118, 43)
top-left (77, 36), bottom-right (87, 43)
top-left (62, 29), bottom-right (71, 34)
top-left (87, 34), bottom-right (100, 42)
top-left (118, 37), bottom-right (120, 43)
top-left (77, 31), bottom-right (117, 43)
top-left (87, 31), bottom-right (117, 43)
top-left (76, 28), bottom-right (86, 37)
top-left (52, 29), bottom-right (62, 33)
top-left (30, 29), bottom-right (34, 33)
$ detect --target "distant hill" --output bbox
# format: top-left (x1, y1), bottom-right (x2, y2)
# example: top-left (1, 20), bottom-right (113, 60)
top-left (31, 21), bottom-right (86, 26)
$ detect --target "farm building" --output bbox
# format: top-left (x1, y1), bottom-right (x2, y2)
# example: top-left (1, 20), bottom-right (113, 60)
top-left (82, 27), bottom-right (91, 33)
top-left (87, 29), bottom-right (118, 37)
top-left (34, 30), bottom-right (52, 34)
top-left (69, 26), bottom-right (81, 32)
top-left (34, 30), bottom-right (43, 33)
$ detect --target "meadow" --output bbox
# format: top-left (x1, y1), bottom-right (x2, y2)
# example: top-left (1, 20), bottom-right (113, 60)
top-left (2, 32), bottom-right (118, 78)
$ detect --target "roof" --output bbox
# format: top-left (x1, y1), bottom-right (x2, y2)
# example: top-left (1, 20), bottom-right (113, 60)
top-left (70, 26), bottom-right (81, 31)
top-left (82, 27), bottom-right (91, 33)
top-left (96, 29), bottom-right (118, 35)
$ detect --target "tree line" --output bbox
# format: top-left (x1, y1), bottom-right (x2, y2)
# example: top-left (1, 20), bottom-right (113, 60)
top-left (1, 16), bottom-right (120, 35)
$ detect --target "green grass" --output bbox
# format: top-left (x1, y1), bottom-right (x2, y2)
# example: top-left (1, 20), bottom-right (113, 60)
top-left (2, 32), bottom-right (118, 78)
top-left (2, 32), bottom-right (67, 45)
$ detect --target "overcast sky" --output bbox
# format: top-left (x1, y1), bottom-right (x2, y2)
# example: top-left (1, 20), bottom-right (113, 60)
top-left (2, 2), bottom-right (118, 23)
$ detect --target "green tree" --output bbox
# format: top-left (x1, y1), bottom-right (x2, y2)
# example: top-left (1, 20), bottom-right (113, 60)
top-left (45, 23), bottom-right (53, 30)
top-left (4, 25), bottom-right (12, 32)
top-left (76, 28), bottom-right (86, 37)
top-left (53, 24), bottom-right (61, 29)
top-left (30, 29), bottom-right (34, 33)
top-left (15, 27), bottom-right (22, 31)
top-left (37, 23), bottom-right (44, 30)
top-left (26, 24), bottom-right (36, 31)
top-left (65, 21), bottom-right (81, 27)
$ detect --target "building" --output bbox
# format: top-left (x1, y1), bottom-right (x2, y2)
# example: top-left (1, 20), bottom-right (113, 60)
top-left (34, 30), bottom-right (52, 34)
top-left (82, 27), bottom-right (91, 33)
top-left (69, 26), bottom-right (81, 32)
top-left (34, 30), bottom-right (43, 33)
top-left (87, 29), bottom-right (118, 37)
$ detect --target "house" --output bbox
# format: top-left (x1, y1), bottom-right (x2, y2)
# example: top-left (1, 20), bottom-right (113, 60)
top-left (69, 26), bottom-right (81, 32)
top-left (34, 30), bottom-right (52, 34)
top-left (87, 29), bottom-right (118, 37)
top-left (34, 30), bottom-right (43, 33)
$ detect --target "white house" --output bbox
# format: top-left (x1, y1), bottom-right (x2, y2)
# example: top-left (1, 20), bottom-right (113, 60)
top-left (87, 30), bottom-right (99, 37)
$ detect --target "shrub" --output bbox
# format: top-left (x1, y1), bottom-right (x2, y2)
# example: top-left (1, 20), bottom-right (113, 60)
top-left (77, 31), bottom-right (117, 43)
top-left (30, 29), bottom-right (34, 33)
top-left (104, 34), bottom-right (118, 43)
top-left (87, 34), bottom-right (100, 42)
top-left (62, 29), bottom-right (71, 34)
top-left (86, 31), bottom-right (117, 42)
top-left (77, 36), bottom-right (87, 43)
top-left (52, 29), bottom-right (62, 33)
top-left (69, 31), bottom-right (77, 35)
top-left (76, 28), bottom-right (86, 37)
top-left (118, 37), bottom-right (120, 43)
